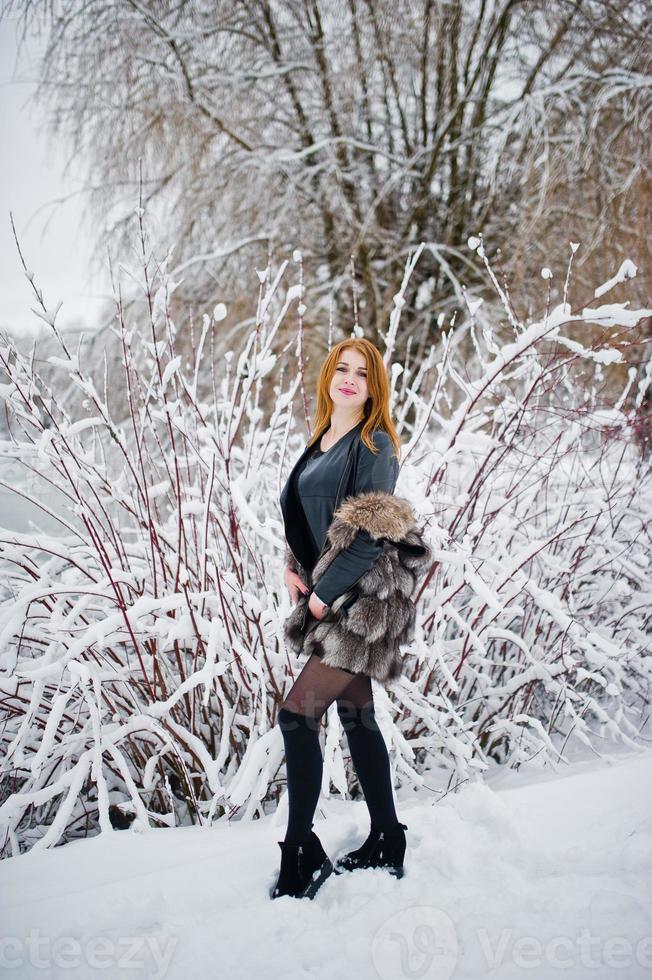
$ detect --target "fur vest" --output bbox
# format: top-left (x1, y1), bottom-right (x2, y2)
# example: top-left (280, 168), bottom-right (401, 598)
top-left (283, 490), bottom-right (432, 685)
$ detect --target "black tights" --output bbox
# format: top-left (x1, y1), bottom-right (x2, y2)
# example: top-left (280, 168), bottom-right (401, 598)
top-left (277, 654), bottom-right (400, 845)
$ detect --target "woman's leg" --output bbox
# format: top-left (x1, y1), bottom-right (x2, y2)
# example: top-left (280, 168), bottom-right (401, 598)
top-left (336, 681), bottom-right (400, 832)
top-left (277, 656), bottom-right (399, 844)
top-left (277, 655), bottom-right (373, 845)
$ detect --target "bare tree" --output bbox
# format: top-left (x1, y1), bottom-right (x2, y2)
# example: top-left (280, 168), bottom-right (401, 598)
top-left (7, 0), bottom-right (651, 355)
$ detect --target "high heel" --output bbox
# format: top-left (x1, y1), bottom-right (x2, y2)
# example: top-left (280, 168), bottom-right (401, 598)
top-left (270, 830), bottom-right (334, 899)
top-left (333, 822), bottom-right (408, 878)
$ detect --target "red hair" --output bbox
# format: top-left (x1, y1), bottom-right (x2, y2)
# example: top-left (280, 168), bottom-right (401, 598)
top-left (307, 339), bottom-right (401, 460)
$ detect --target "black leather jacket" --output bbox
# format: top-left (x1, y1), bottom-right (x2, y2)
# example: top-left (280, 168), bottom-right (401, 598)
top-left (279, 419), bottom-right (399, 605)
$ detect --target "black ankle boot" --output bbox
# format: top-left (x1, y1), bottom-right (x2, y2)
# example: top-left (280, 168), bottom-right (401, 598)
top-left (333, 822), bottom-right (408, 878)
top-left (270, 830), bottom-right (334, 900)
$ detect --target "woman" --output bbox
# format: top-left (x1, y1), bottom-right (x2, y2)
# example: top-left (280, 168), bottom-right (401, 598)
top-left (271, 338), bottom-right (430, 900)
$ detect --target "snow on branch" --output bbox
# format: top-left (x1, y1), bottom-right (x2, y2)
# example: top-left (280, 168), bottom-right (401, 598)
top-left (0, 219), bottom-right (650, 856)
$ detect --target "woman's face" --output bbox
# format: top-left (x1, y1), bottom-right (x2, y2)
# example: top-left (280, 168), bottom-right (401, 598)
top-left (329, 347), bottom-right (369, 415)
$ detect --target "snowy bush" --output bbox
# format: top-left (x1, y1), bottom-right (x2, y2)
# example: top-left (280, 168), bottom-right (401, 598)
top-left (0, 217), bottom-right (651, 857)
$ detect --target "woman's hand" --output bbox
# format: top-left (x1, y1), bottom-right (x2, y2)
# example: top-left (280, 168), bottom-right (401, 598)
top-left (283, 565), bottom-right (310, 604)
top-left (308, 592), bottom-right (329, 620)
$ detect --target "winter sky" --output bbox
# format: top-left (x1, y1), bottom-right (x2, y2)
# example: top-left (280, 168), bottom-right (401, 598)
top-left (0, 15), bottom-right (110, 339)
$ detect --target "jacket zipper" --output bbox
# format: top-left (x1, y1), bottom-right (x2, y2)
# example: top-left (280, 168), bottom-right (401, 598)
top-left (300, 600), bottom-right (310, 631)
top-left (334, 444), bottom-right (354, 512)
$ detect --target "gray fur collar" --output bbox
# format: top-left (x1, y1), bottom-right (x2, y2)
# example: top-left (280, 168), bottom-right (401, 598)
top-left (330, 490), bottom-right (418, 542)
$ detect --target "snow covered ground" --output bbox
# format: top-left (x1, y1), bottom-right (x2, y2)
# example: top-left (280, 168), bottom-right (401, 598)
top-left (1, 745), bottom-right (650, 979)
